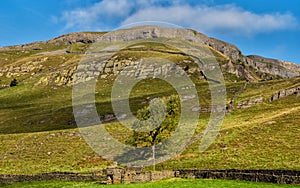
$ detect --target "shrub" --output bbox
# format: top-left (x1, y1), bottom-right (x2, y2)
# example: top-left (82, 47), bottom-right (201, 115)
top-left (10, 78), bottom-right (18, 87)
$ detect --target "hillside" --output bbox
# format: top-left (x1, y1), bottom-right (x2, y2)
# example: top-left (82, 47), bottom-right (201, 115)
top-left (0, 26), bottom-right (299, 174)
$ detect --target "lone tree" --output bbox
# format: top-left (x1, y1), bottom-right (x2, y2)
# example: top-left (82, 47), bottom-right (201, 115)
top-left (126, 95), bottom-right (180, 148)
top-left (10, 78), bottom-right (18, 87)
top-left (126, 95), bottom-right (180, 170)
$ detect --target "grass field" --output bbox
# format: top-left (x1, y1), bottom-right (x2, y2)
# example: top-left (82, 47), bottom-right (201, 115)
top-left (1, 178), bottom-right (299, 188)
top-left (0, 37), bottom-right (299, 177)
top-left (0, 94), bottom-right (299, 174)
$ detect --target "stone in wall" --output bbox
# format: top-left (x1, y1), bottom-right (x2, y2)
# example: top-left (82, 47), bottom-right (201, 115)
top-left (98, 167), bottom-right (175, 184)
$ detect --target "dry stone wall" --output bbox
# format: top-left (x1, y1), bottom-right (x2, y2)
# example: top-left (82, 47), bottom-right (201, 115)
top-left (176, 169), bottom-right (300, 185)
top-left (1, 169), bottom-right (299, 185)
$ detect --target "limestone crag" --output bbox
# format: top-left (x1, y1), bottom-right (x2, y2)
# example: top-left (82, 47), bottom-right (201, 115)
top-left (97, 26), bottom-right (300, 79)
top-left (47, 32), bottom-right (105, 45)
top-left (73, 56), bottom-right (197, 86)
top-left (1, 26), bottom-right (300, 87)
top-left (236, 97), bottom-right (264, 109)
top-left (0, 32), bottom-right (105, 51)
top-left (0, 57), bottom-right (48, 78)
top-left (244, 55), bottom-right (300, 78)
top-left (99, 26), bottom-right (206, 44)
top-left (270, 86), bottom-right (300, 101)
top-left (99, 26), bottom-right (241, 61)
top-left (36, 66), bottom-right (77, 86)
top-left (233, 85), bottom-right (300, 109)
top-left (204, 38), bottom-right (241, 60)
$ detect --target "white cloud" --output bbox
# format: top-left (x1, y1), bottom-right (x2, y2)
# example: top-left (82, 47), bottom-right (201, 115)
top-left (61, 0), bottom-right (134, 30)
top-left (60, 0), bottom-right (298, 36)
top-left (122, 4), bottom-right (298, 36)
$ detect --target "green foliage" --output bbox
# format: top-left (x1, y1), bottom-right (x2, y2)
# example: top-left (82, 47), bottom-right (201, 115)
top-left (126, 95), bottom-right (180, 147)
top-left (9, 78), bottom-right (18, 87)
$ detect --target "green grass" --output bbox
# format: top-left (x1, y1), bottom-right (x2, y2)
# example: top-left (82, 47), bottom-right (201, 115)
top-left (0, 43), bottom-right (69, 67)
top-left (69, 43), bottom-right (90, 53)
top-left (0, 128), bottom-right (111, 174)
top-left (1, 76), bottom-right (299, 173)
top-left (153, 94), bottom-right (300, 171)
top-left (0, 35), bottom-right (300, 176)
top-left (0, 95), bottom-right (299, 174)
top-left (1, 178), bottom-right (299, 188)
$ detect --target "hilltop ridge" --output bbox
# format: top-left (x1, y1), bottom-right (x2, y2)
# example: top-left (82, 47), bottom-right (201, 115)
top-left (1, 26), bottom-right (299, 83)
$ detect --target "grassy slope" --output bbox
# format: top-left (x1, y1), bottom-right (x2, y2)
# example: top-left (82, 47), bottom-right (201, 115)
top-left (0, 81), bottom-right (299, 174)
top-left (0, 40), bottom-right (299, 174)
top-left (0, 129), bottom-right (110, 174)
top-left (155, 94), bottom-right (300, 170)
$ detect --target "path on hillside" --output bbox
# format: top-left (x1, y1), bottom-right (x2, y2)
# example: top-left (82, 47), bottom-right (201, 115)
top-left (34, 49), bottom-right (67, 56)
top-left (224, 105), bottom-right (300, 130)
top-left (178, 103), bottom-right (300, 153)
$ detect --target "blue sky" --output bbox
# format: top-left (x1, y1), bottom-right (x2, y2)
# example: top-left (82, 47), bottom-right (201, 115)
top-left (1, 0), bottom-right (299, 64)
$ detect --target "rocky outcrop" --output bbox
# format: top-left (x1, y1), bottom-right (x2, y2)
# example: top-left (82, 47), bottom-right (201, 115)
top-left (99, 26), bottom-right (206, 44)
top-left (36, 55), bottom-right (199, 86)
top-left (270, 86), bottom-right (300, 101)
top-left (236, 96), bottom-right (264, 109)
top-left (204, 38), bottom-right (241, 60)
top-left (46, 32), bottom-right (105, 45)
top-left (233, 85), bottom-right (300, 109)
top-left (36, 66), bottom-right (76, 86)
top-left (244, 55), bottom-right (300, 78)
top-left (0, 57), bottom-right (48, 78)
top-left (2, 26), bottom-right (300, 86)
top-left (92, 26), bottom-right (300, 80)
top-left (0, 32), bottom-right (105, 51)
top-left (99, 26), bottom-right (241, 61)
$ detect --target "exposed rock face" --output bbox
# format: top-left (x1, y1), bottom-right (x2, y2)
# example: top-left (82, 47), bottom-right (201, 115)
top-left (204, 38), bottom-right (241, 60)
top-left (235, 65), bottom-right (257, 81)
top-left (0, 57), bottom-right (48, 78)
top-left (36, 66), bottom-right (77, 86)
top-left (99, 26), bottom-right (241, 61)
top-left (1, 26), bottom-right (300, 87)
top-left (97, 26), bottom-right (300, 80)
top-left (236, 96), bottom-right (264, 109)
top-left (47, 32), bottom-right (105, 45)
top-left (233, 85), bottom-right (300, 110)
top-left (0, 32), bottom-right (105, 51)
top-left (270, 86), bottom-right (300, 101)
top-left (73, 57), bottom-right (197, 85)
top-left (99, 26), bottom-right (206, 44)
top-left (244, 55), bottom-right (300, 78)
